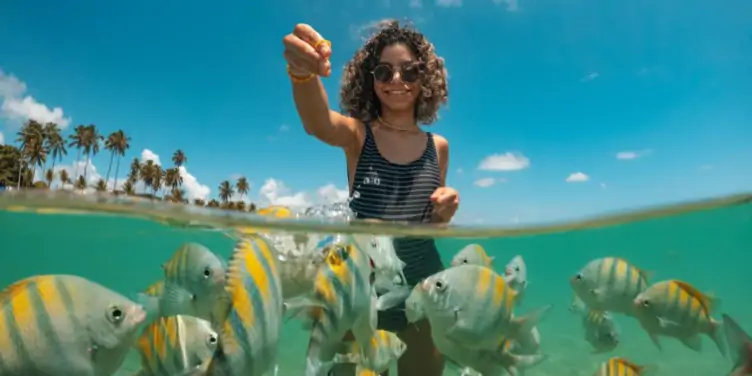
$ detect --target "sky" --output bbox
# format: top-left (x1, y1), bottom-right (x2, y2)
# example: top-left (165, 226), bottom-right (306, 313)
top-left (0, 0), bottom-right (750, 226)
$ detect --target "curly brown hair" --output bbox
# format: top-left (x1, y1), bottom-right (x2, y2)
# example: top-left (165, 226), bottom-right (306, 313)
top-left (339, 20), bottom-right (449, 125)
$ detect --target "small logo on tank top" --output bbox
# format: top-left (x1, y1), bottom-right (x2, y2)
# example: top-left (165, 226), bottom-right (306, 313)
top-left (363, 168), bottom-right (381, 186)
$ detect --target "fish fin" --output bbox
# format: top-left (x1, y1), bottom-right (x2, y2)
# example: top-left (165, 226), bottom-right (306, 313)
top-left (284, 296), bottom-right (325, 320)
top-left (159, 283), bottom-right (196, 316)
top-left (508, 305), bottom-right (552, 340)
top-left (503, 353), bottom-right (547, 372)
top-left (568, 295), bottom-right (585, 314)
top-left (460, 367), bottom-right (481, 376)
top-left (637, 364), bottom-right (659, 376)
top-left (723, 314), bottom-right (752, 369)
top-left (376, 286), bottom-right (412, 311)
top-left (672, 280), bottom-right (720, 314)
top-left (657, 317), bottom-right (681, 329)
top-left (332, 352), bottom-right (361, 364)
top-left (445, 309), bottom-right (487, 346)
top-left (709, 317), bottom-right (727, 356)
top-left (646, 332), bottom-right (663, 351)
top-left (679, 335), bottom-right (703, 352)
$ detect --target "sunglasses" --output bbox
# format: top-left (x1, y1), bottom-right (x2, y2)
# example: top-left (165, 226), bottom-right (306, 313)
top-left (371, 62), bottom-right (422, 84)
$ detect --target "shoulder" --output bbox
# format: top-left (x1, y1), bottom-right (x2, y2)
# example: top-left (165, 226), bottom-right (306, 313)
top-left (432, 133), bottom-right (449, 156)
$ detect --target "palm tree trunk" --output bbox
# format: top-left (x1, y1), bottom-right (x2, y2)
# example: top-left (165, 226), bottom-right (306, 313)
top-left (112, 156), bottom-right (121, 192)
top-left (105, 151), bottom-right (114, 190)
top-left (73, 149), bottom-right (81, 178)
top-left (83, 153), bottom-right (90, 183)
top-left (16, 158), bottom-right (23, 190)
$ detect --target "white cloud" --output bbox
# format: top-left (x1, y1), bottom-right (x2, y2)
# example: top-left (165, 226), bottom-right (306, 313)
top-left (0, 131), bottom-right (4, 145)
top-left (436, 0), bottom-right (461, 6)
top-left (616, 149), bottom-right (651, 160)
top-left (178, 166), bottom-right (211, 201)
top-left (478, 152), bottom-right (530, 171)
top-left (474, 177), bottom-right (496, 188)
top-left (140, 149), bottom-right (162, 166)
top-left (0, 69), bottom-right (71, 129)
top-left (565, 172), bottom-right (590, 183)
top-left (259, 178), bottom-right (350, 209)
top-left (581, 72), bottom-right (600, 82)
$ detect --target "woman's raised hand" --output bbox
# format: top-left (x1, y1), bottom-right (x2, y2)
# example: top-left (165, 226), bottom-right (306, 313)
top-left (283, 24), bottom-right (332, 77)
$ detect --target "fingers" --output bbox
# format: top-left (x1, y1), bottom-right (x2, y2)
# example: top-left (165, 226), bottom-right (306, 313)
top-left (283, 24), bottom-right (332, 77)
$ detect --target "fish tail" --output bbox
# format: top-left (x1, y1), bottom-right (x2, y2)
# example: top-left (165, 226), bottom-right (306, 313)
top-left (709, 317), bottom-right (727, 356)
top-left (509, 304), bottom-right (552, 340)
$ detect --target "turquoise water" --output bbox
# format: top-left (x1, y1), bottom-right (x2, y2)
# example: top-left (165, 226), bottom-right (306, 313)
top-left (1, 196), bottom-right (751, 375)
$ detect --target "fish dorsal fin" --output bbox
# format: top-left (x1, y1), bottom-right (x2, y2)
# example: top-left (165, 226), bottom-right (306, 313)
top-left (0, 276), bottom-right (42, 302)
top-left (672, 280), bottom-right (716, 313)
top-left (613, 357), bottom-right (644, 372)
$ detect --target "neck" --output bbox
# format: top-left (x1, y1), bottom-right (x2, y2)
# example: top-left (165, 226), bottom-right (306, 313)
top-left (379, 108), bottom-right (419, 131)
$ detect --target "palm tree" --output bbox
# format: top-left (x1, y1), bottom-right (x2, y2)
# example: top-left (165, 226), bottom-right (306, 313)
top-left (218, 180), bottom-right (234, 204)
top-left (67, 125), bottom-right (86, 178)
top-left (193, 198), bottom-right (206, 206)
top-left (45, 168), bottom-right (55, 187)
top-left (169, 187), bottom-right (185, 203)
top-left (151, 166), bottom-right (164, 197)
top-left (128, 158), bottom-right (141, 185)
top-left (207, 199), bottom-right (220, 208)
top-left (75, 175), bottom-right (87, 191)
top-left (15, 120), bottom-right (45, 188)
top-left (81, 124), bottom-right (103, 183)
top-left (59, 169), bottom-right (70, 187)
top-left (248, 203), bottom-right (257, 212)
top-left (139, 160), bottom-right (157, 195)
top-left (104, 130), bottom-right (131, 191)
top-left (43, 122), bottom-right (67, 174)
top-left (122, 180), bottom-right (135, 196)
top-left (95, 179), bottom-right (107, 192)
top-left (172, 149), bottom-right (187, 167)
top-left (236, 176), bottom-right (250, 201)
top-left (164, 167), bottom-right (182, 191)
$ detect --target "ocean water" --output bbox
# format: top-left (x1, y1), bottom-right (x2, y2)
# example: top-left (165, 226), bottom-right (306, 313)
top-left (1, 192), bottom-right (751, 375)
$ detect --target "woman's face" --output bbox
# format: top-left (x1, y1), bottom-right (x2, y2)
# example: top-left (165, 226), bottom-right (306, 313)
top-left (373, 43), bottom-right (422, 113)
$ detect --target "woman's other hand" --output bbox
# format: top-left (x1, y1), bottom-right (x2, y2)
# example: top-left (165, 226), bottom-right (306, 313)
top-left (283, 24), bottom-right (333, 77)
top-left (430, 187), bottom-right (459, 223)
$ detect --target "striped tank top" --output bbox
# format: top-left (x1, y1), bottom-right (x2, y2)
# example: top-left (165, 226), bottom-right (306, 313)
top-left (348, 123), bottom-right (445, 331)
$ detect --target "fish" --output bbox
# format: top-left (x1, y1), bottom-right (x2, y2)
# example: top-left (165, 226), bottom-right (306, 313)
top-left (331, 329), bottom-right (407, 374)
top-left (256, 205), bottom-right (295, 218)
top-left (300, 235), bottom-right (377, 376)
top-left (569, 298), bottom-right (620, 354)
top-left (632, 279), bottom-right (725, 355)
top-left (436, 335), bottom-right (547, 376)
top-left (722, 313), bottom-right (752, 376)
top-left (0, 274), bottom-right (147, 376)
top-left (593, 357), bottom-right (654, 376)
top-left (137, 242), bottom-right (227, 321)
top-left (450, 243), bottom-right (493, 268)
top-left (570, 257), bottom-right (651, 316)
top-left (351, 234), bottom-right (410, 311)
top-left (418, 264), bottom-right (551, 350)
top-left (203, 235), bottom-right (285, 376)
top-left (133, 315), bottom-right (218, 376)
top-left (502, 256), bottom-right (529, 306)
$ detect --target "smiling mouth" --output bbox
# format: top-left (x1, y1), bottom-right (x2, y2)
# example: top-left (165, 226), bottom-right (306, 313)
top-left (385, 89), bottom-right (411, 96)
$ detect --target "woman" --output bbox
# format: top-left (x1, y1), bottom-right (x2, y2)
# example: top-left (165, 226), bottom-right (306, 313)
top-left (283, 20), bottom-right (459, 375)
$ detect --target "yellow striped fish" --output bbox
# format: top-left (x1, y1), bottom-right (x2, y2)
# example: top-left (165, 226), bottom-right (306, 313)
top-left (133, 315), bottom-right (218, 376)
top-left (203, 235), bottom-right (284, 376)
top-left (331, 329), bottom-right (406, 374)
top-left (303, 235), bottom-right (376, 376)
top-left (419, 264), bottom-right (551, 350)
top-left (570, 257), bottom-right (652, 316)
top-left (0, 274), bottom-right (146, 375)
top-left (138, 243), bottom-right (227, 321)
top-left (633, 279), bottom-right (725, 355)
top-left (594, 357), bottom-right (652, 376)
top-left (434, 334), bottom-right (547, 375)
top-left (451, 243), bottom-right (493, 267)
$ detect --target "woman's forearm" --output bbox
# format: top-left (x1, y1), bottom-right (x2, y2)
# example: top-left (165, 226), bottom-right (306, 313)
top-left (292, 78), bottom-right (334, 137)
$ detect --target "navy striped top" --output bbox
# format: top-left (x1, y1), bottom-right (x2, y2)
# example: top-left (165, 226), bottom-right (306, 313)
top-left (348, 123), bottom-right (444, 287)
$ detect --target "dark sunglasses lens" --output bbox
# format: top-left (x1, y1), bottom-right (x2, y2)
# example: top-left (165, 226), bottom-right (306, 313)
top-left (373, 65), bottom-right (394, 83)
top-left (401, 65), bottom-right (421, 83)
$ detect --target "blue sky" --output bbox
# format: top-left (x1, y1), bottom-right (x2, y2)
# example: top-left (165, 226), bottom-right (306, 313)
top-left (1, 0), bottom-right (750, 225)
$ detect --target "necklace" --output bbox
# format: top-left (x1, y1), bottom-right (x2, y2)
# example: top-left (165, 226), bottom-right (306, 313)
top-left (377, 116), bottom-right (420, 133)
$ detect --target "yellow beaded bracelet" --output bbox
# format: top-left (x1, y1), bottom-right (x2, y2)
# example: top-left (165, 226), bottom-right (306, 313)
top-left (286, 65), bottom-right (316, 84)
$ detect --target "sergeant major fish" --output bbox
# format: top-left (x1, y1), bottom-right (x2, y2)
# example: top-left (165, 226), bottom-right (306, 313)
top-left (418, 264), bottom-right (551, 350)
top-left (593, 357), bottom-right (654, 376)
top-left (451, 244), bottom-right (493, 268)
top-left (502, 256), bottom-right (529, 305)
top-left (133, 315), bottom-right (218, 376)
top-left (570, 257), bottom-right (651, 316)
top-left (331, 329), bottom-right (406, 374)
top-left (300, 235), bottom-right (377, 376)
top-left (137, 243), bottom-right (227, 321)
top-left (569, 298), bottom-right (620, 354)
top-left (0, 274), bottom-right (147, 376)
top-left (632, 279), bottom-right (725, 355)
top-left (202, 235), bottom-right (285, 376)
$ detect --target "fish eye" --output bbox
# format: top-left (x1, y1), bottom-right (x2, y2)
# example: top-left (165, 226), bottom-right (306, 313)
top-left (461, 259), bottom-right (468, 264)
top-left (207, 333), bottom-right (218, 346)
top-left (370, 239), bottom-right (378, 248)
top-left (203, 266), bottom-right (213, 279)
top-left (642, 299), bottom-right (650, 307)
top-left (514, 266), bottom-right (520, 272)
top-left (107, 305), bottom-right (124, 323)
top-left (574, 273), bottom-right (583, 281)
top-left (434, 280), bottom-right (446, 290)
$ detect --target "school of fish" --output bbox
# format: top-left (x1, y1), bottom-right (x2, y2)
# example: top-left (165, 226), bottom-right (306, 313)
top-left (1, 203), bottom-right (750, 375)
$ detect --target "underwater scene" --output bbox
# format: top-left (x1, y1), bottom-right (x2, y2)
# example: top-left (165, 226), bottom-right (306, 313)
top-left (0, 191), bottom-right (750, 376)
